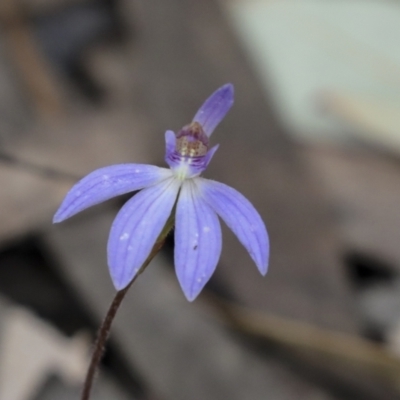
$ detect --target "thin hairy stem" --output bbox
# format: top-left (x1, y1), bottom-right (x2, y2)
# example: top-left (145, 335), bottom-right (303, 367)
top-left (81, 285), bottom-right (130, 400)
top-left (81, 214), bottom-right (175, 400)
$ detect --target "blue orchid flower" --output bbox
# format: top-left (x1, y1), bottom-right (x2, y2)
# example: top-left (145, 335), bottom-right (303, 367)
top-left (53, 84), bottom-right (269, 301)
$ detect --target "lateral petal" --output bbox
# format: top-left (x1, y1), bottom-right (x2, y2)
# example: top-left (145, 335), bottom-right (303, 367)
top-left (202, 144), bottom-right (219, 170)
top-left (197, 178), bottom-right (269, 275)
top-left (175, 180), bottom-right (222, 301)
top-left (53, 164), bottom-right (172, 222)
top-left (164, 130), bottom-right (176, 168)
top-left (192, 84), bottom-right (234, 137)
top-left (108, 177), bottom-right (181, 290)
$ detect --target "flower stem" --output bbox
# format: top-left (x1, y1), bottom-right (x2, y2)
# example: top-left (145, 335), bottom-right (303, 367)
top-left (81, 284), bottom-right (130, 400)
top-left (81, 215), bottom-right (175, 400)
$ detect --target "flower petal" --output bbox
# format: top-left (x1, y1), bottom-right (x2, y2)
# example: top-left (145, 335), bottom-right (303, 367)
top-left (192, 83), bottom-right (234, 137)
top-left (197, 178), bottom-right (269, 275)
top-left (53, 164), bottom-right (172, 223)
top-left (164, 130), bottom-right (176, 164)
top-left (203, 144), bottom-right (219, 169)
top-left (175, 180), bottom-right (222, 301)
top-left (108, 177), bottom-right (181, 290)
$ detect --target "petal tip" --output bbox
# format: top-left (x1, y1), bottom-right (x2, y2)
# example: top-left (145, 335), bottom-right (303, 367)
top-left (176, 271), bottom-right (204, 302)
top-left (52, 212), bottom-right (64, 224)
top-left (258, 261), bottom-right (269, 276)
top-left (193, 83), bottom-right (235, 136)
top-left (221, 82), bottom-right (234, 98)
top-left (215, 83), bottom-right (234, 108)
top-left (113, 278), bottom-right (129, 291)
top-left (165, 130), bottom-right (176, 140)
top-left (254, 242), bottom-right (269, 276)
top-left (109, 266), bottom-right (132, 291)
top-left (183, 288), bottom-right (200, 302)
top-left (255, 244), bottom-right (269, 275)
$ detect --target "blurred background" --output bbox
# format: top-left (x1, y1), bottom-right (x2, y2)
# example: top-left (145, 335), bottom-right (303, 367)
top-left (0, 0), bottom-right (400, 399)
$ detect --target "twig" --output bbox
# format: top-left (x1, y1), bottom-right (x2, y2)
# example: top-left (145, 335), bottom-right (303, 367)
top-left (211, 296), bottom-right (400, 388)
top-left (0, 0), bottom-right (63, 120)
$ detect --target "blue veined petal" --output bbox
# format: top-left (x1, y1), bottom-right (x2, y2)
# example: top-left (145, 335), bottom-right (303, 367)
top-left (164, 130), bottom-right (176, 168)
top-left (53, 164), bottom-right (173, 223)
top-left (196, 178), bottom-right (269, 275)
top-left (192, 84), bottom-right (234, 137)
top-left (175, 180), bottom-right (222, 301)
top-left (203, 144), bottom-right (219, 169)
top-left (108, 177), bottom-right (181, 290)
